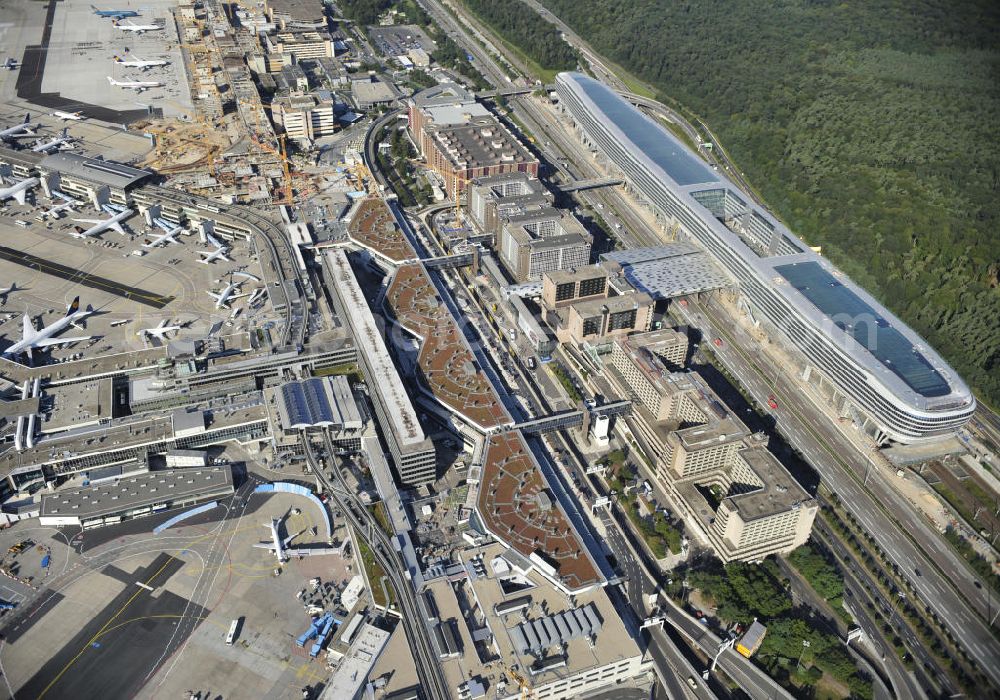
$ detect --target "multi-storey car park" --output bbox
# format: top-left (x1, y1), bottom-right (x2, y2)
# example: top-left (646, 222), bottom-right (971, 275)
top-left (555, 72), bottom-right (976, 445)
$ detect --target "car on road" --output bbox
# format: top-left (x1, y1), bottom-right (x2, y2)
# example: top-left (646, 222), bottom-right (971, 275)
top-left (713, 337), bottom-right (723, 347)
top-left (767, 395), bottom-right (778, 409)
top-left (687, 677), bottom-right (698, 689)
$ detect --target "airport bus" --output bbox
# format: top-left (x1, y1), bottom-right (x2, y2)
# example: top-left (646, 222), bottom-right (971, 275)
top-left (226, 618), bottom-right (239, 645)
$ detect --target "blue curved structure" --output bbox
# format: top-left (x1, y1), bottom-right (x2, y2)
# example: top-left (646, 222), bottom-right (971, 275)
top-left (254, 482), bottom-right (331, 540)
top-left (153, 501), bottom-right (219, 534)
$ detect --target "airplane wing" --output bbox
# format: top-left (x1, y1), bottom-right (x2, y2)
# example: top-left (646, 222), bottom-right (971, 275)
top-left (13, 189), bottom-right (27, 205)
top-left (73, 218), bottom-right (104, 225)
top-left (34, 336), bottom-right (91, 348)
top-left (109, 221), bottom-right (126, 235)
top-left (252, 542), bottom-right (277, 551)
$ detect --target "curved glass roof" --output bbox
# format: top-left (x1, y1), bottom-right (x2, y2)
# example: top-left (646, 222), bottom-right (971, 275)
top-left (776, 262), bottom-right (950, 397)
top-left (565, 74), bottom-right (718, 187)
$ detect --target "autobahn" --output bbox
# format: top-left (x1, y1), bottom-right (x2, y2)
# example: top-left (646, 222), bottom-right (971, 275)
top-left (416, 0), bottom-right (1000, 688)
top-left (302, 436), bottom-right (451, 700)
top-left (676, 298), bottom-right (1000, 685)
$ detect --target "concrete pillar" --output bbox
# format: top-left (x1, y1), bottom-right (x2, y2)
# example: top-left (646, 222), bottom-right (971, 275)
top-left (91, 185), bottom-right (111, 211)
top-left (143, 203), bottom-right (162, 227)
top-left (41, 172), bottom-right (60, 198)
top-left (197, 219), bottom-right (215, 243)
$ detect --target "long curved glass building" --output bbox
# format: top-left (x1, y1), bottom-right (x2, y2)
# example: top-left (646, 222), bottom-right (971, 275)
top-left (556, 72), bottom-right (975, 444)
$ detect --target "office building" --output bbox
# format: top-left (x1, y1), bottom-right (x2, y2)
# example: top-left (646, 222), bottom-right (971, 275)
top-left (498, 208), bottom-right (591, 282)
top-left (265, 31), bottom-right (335, 61)
top-left (606, 337), bottom-right (816, 561)
top-left (552, 293), bottom-right (654, 346)
top-left (557, 71), bottom-right (974, 444)
top-left (271, 94), bottom-right (337, 141)
top-left (467, 172), bottom-right (552, 236)
top-left (541, 266), bottom-right (608, 310)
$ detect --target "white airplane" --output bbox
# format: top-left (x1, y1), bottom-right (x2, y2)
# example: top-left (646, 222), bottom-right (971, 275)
top-left (0, 177), bottom-right (40, 206)
top-left (0, 114), bottom-right (36, 142)
top-left (198, 248), bottom-right (232, 264)
top-left (113, 53), bottom-right (168, 71)
top-left (253, 518), bottom-right (345, 562)
top-left (3, 297), bottom-right (94, 362)
top-left (106, 75), bottom-right (163, 93)
top-left (43, 190), bottom-right (81, 219)
top-left (31, 127), bottom-right (74, 154)
top-left (0, 283), bottom-right (16, 304)
top-left (142, 228), bottom-right (182, 248)
top-left (206, 233), bottom-right (229, 251)
top-left (112, 19), bottom-right (162, 33)
top-left (71, 204), bottom-right (134, 238)
top-left (51, 110), bottom-right (84, 121)
top-left (207, 281), bottom-right (246, 309)
top-left (136, 318), bottom-right (180, 340)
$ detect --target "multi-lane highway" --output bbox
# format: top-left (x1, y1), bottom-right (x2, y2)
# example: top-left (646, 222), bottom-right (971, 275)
top-left (676, 298), bottom-right (1000, 685)
top-left (411, 0), bottom-right (1000, 691)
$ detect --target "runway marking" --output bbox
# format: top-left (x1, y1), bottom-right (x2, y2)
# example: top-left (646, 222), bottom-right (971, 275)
top-left (36, 555), bottom-right (175, 699)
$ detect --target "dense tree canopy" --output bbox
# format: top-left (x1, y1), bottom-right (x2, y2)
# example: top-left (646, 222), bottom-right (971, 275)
top-left (538, 0), bottom-right (1000, 407)
top-left (463, 0), bottom-right (577, 73)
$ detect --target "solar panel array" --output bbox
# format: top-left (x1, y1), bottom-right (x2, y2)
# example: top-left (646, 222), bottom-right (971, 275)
top-left (509, 603), bottom-right (603, 656)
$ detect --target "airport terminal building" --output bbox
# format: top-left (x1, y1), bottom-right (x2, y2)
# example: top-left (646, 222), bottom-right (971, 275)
top-left (556, 72), bottom-right (975, 444)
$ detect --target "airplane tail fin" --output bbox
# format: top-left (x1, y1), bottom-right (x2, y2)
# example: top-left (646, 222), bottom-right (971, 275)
top-left (66, 296), bottom-right (80, 316)
top-left (61, 128), bottom-right (68, 137)
top-left (22, 113), bottom-right (29, 124)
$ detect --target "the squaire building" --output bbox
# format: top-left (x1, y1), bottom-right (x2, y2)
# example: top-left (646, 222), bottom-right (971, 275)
top-left (556, 72), bottom-right (975, 444)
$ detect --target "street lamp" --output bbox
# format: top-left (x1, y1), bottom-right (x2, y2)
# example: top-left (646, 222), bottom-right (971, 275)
top-left (796, 639), bottom-right (810, 670)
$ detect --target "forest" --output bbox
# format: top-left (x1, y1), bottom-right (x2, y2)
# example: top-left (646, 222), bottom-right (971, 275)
top-left (461, 0), bottom-right (577, 77)
top-left (532, 0), bottom-right (1000, 408)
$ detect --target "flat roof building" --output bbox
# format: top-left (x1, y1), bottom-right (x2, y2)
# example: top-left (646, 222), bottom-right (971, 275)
top-left (466, 172), bottom-right (552, 237)
top-left (498, 208), bottom-right (592, 283)
top-left (271, 93), bottom-right (338, 142)
top-left (39, 467), bottom-right (234, 528)
top-left (552, 292), bottom-right (654, 346)
top-left (325, 250), bottom-right (436, 486)
top-left (558, 71), bottom-right (975, 444)
top-left (541, 266), bottom-right (608, 310)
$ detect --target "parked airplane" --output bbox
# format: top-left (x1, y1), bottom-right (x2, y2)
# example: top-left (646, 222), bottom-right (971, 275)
top-left (0, 114), bottom-right (36, 142)
top-left (91, 5), bottom-right (140, 18)
top-left (0, 283), bottom-right (16, 304)
top-left (31, 127), bottom-right (74, 154)
top-left (142, 228), bottom-right (182, 248)
top-left (3, 297), bottom-right (94, 362)
top-left (206, 233), bottom-right (229, 251)
top-left (0, 177), bottom-right (39, 206)
top-left (198, 248), bottom-right (232, 264)
top-left (207, 281), bottom-right (246, 309)
top-left (113, 53), bottom-right (168, 71)
top-left (51, 110), bottom-right (84, 121)
top-left (136, 319), bottom-right (180, 340)
top-left (253, 518), bottom-right (346, 562)
top-left (44, 190), bottom-right (82, 219)
top-left (112, 19), bottom-right (162, 33)
top-left (71, 204), bottom-right (134, 238)
top-left (106, 76), bottom-right (163, 93)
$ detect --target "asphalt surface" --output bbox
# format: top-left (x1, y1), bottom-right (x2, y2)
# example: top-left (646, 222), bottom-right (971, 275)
top-left (16, 553), bottom-right (204, 700)
top-left (13, 0), bottom-right (161, 122)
